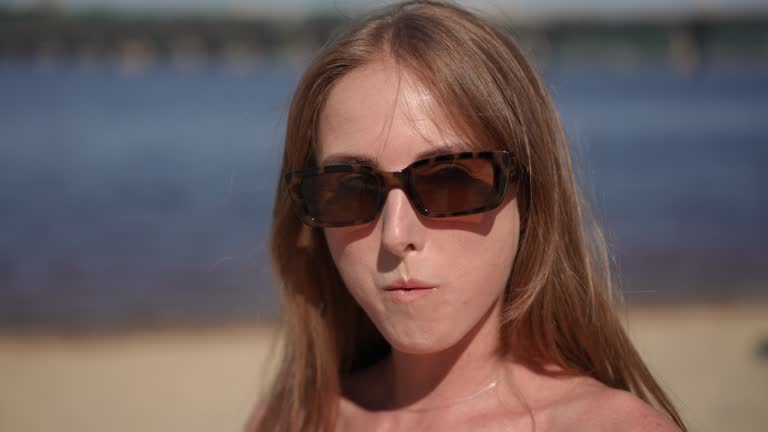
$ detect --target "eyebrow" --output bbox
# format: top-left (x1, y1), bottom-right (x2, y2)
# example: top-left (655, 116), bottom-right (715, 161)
top-left (320, 142), bottom-right (476, 168)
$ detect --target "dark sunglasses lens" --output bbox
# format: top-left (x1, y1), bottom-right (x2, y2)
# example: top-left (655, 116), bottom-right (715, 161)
top-left (412, 158), bottom-right (497, 214)
top-left (300, 171), bottom-right (380, 224)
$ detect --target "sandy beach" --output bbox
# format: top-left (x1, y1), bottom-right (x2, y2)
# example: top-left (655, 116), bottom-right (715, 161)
top-left (1, 302), bottom-right (766, 432)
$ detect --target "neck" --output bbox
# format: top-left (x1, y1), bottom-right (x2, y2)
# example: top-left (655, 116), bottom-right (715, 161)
top-left (382, 298), bottom-right (504, 410)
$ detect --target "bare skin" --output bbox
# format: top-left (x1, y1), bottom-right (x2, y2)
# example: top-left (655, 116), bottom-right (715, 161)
top-left (338, 359), bottom-right (680, 431)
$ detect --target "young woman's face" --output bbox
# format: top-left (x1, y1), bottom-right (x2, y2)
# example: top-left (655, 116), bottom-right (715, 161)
top-left (318, 58), bottom-right (521, 354)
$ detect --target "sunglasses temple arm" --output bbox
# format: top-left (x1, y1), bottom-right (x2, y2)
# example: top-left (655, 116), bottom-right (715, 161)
top-left (508, 166), bottom-right (519, 182)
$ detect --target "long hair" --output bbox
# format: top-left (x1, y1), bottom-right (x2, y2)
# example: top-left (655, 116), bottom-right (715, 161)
top-left (254, 1), bottom-right (685, 430)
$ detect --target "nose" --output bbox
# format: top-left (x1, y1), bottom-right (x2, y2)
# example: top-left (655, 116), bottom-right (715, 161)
top-left (380, 188), bottom-right (426, 257)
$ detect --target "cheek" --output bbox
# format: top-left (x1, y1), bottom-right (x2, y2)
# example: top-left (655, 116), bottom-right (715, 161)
top-left (323, 224), bottom-right (379, 286)
top-left (430, 202), bottom-right (520, 282)
top-left (434, 229), bottom-right (518, 299)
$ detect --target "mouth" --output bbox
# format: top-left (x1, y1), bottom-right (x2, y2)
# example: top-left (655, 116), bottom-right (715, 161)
top-left (384, 278), bottom-right (435, 291)
top-left (384, 279), bottom-right (437, 304)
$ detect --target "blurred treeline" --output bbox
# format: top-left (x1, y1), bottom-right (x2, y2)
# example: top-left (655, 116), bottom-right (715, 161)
top-left (1, 4), bottom-right (767, 72)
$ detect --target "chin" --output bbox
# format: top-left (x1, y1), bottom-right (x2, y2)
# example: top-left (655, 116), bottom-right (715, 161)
top-left (378, 324), bottom-right (462, 355)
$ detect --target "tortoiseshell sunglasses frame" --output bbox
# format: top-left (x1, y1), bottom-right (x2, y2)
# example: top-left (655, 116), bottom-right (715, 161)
top-left (284, 150), bottom-right (519, 228)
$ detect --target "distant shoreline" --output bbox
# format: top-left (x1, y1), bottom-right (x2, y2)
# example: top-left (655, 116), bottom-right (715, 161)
top-left (1, 297), bottom-right (765, 335)
top-left (2, 11), bottom-right (767, 72)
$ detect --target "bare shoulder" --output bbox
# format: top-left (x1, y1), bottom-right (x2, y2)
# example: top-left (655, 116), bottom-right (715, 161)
top-left (548, 378), bottom-right (681, 432)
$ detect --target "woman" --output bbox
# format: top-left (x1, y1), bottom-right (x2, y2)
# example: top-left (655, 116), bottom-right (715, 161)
top-left (252, 1), bottom-right (686, 430)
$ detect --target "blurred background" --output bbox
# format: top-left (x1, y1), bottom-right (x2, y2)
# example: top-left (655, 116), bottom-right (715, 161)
top-left (0, 0), bottom-right (766, 431)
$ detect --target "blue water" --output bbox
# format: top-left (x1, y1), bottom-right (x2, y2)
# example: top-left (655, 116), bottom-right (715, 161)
top-left (1, 60), bottom-right (766, 328)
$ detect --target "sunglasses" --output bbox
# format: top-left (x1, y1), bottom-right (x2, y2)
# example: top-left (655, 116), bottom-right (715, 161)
top-left (285, 150), bottom-right (519, 227)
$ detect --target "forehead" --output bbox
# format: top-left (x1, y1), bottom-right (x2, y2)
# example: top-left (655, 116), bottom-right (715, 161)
top-left (317, 58), bottom-right (469, 170)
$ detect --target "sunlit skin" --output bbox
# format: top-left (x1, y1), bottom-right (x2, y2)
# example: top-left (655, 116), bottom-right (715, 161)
top-left (317, 57), bottom-right (680, 431)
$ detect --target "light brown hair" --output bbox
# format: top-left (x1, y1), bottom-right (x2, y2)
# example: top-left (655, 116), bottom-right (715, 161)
top-left (254, 1), bottom-right (685, 430)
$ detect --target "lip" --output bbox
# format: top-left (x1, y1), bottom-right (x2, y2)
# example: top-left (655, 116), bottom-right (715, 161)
top-left (384, 279), bottom-right (437, 304)
top-left (385, 278), bottom-right (435, 290)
